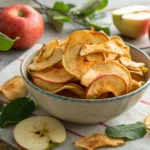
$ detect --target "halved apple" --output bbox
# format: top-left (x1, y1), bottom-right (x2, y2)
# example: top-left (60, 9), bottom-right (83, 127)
top-left (85, 74), bottom-right (127, 99)
top-left (30, 64), bottom-right (73, 84)
top-left (79, 39), bottom-right (126, 56)
top-left (29, 47), bottom-right (63, 71)
top-left (112, 5), bottom-right (150, 38)
top-left (33, 76), bottom-right (63, 91)
top-left (62, 43), bottom-right (96, 79)
top-left (81, 61), bottom-right (132, 92)
top-left (65, 30), bottom-right (109, 48)
top-left (14, 116), bottom-right (66, 150)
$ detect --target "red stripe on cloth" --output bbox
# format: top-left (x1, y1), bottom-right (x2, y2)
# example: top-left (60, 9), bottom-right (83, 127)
top-left (66, 128), bottom-right (84, 138)
top-left (0, 99), bottom-right (8, 104)
top-left (17, 58), bottom-right (23, 62)
top-left (99, 122), bottom-right (108, 127)
top-left (140, 100), bottom-right (150, 105)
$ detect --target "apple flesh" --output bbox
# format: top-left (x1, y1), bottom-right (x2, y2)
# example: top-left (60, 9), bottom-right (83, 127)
top-left (14, 116), bottom-right (66, 150)
top-left (113, 5), bottom-right (150, 38)
top-left (0, 4), bottom-right (44, 49)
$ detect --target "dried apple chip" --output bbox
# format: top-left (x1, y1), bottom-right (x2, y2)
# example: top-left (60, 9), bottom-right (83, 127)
top-left (85, 74), bottom-right (127, 99)
top-left (74, 133), bottom-right (125, 150)
top-left (62, 43), bottom-right (95, 79)
top-left (50, 83), bottom-right (85, 98)
top-left (85, 53), bottom-right (104, 63)
top-left (130, 79), bottom-right (145, 92)
top-left (66, 30), bottom-right (109, 48)
top-left (79, 39), bottom-right (126, 56)
top-left (119, 56), bottom-right (145, 68)
top-left (81, 61), bottom-right (132, 92)
top-left (0, 76), bottom-right (27, 101)
top-left (30, 63), bottom-right (73, 84)
top-left (36, 39), bottom-right (59, 62)
top-left (103, 52), bottom-right (118, 61)
top-left (29, 47), bottom-right (63, 71)
top-left (144, 115), bottom-right (150, 130)
top-left (32, 76), bottom-right (63, 92)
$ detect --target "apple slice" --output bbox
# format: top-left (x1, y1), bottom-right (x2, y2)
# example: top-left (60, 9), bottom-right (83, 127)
top-left (36, 39), bottom-right (59, 62)
top-left (29, 47), bottom-right (63, 71)
top-left (112, 5), bottom-right (150, 38)
top-left (85, 74), bottom-right (127, 99)
top-left (30, 64), bottom-right (73, 84)
top-left (33, 76), bottom-right (63, 91)
top-left (79, 39), bottom-right (126, 56)
top-left (50, 83), bottom-right (85, 98)
top-left (62, 43), bottom-right (96, 79)
top-left (14, 116), bottom-right (66, 150)
top-left (65, 30), bottom-right (109, 48)
top-left (0, 76), bottom-right (27, 101)
top-left (81, 61), bottom-right (132, 92)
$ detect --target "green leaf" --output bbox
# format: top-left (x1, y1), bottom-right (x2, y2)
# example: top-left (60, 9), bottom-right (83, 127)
top-left (85, 17), bottom-right (110, 35)
top-left (105, 122), bottom-right (147, 140)
top-left (0, 102), bottom-right (4, 112)
top-left (0, 32), bottom-right (20, 51)
top-left (72, 0), bottom-right (108, 16)
top-left (53, 1), bottom-right (70, 13)
top-left (0, 97), bottom-right (35, 128)
top-left (96, 0), bottom-right (108, 10)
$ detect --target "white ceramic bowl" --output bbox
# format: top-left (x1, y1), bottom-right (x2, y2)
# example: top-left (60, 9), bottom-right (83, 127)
top-left (21, 43), bottom-right (150, 124)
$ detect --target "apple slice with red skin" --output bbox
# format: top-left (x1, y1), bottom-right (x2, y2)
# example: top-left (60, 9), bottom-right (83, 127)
top-left (81, 61), bottom-right (132, 92)
top-left (32, 76), bottom-right (64, 91)
top-left (113, 5), bottom-right (150, 38)
top-left (31, 65), bottom-right (74, 84)
top-left (85, 74), bottom-right (127, 99)
top-left (14, 116), bottom-right (66, 150)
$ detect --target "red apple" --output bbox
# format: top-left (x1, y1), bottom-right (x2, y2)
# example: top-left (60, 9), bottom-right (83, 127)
top-left (0, 4), bottom-right (44, 49)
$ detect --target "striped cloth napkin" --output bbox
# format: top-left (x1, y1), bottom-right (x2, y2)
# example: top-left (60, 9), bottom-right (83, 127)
top-left (0, 44), bottom-right (150, 150)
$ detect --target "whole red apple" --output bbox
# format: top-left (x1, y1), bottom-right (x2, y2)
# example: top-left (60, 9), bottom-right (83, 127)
top-left (0, 4), bottom-right (44, 49)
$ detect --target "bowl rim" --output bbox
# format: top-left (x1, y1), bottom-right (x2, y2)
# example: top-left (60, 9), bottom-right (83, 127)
top-left (20, 43), bottom-right (150, 103)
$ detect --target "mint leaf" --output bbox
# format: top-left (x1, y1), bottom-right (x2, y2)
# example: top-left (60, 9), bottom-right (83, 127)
top-left (105, 122), bottom-right (147, 140)
top-left (0, 102), bottom-right (4, 112)
top-left (0, 32), bottom-right (20, 51)
top-left (0, 97), bottom-right (35, 127)
top-left (53, 16), bottom-right (70, 22)
top-left (72, 0), bottom-right (108, 16)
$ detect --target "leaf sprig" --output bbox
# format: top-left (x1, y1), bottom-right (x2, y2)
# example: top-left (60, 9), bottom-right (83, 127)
top-left (33, 0), bottom-right (110, 34)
